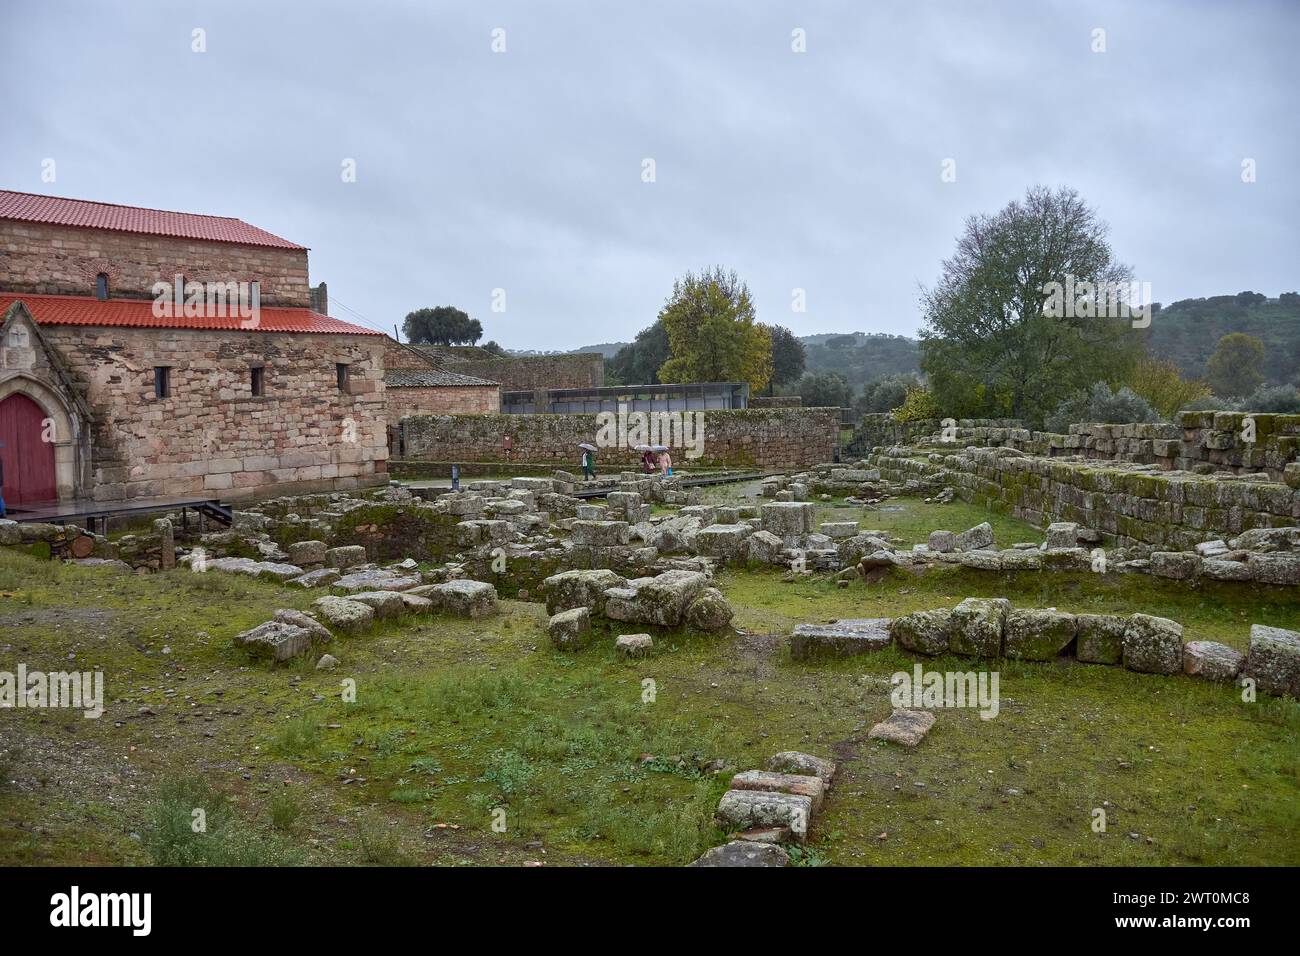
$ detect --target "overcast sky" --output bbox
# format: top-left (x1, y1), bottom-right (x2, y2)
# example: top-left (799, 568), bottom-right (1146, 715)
top-left (3, 0), bottom-right (1297, 349)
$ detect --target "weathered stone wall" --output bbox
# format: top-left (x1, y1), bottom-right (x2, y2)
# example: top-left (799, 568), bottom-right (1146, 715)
top-left (400, 407), bottom-right (841, 469)
top-left (0, 220), bottom-right (311, 307)
top-left (875, 445), bottom-right (1300, 550)
top-left (41, 325), bottom-right (389, 501)
top-left (388, 385), bottom-right (500, 421)
top-left (459, 352), bottom-right (604, 390)
top-left (408, 346), bottom-right (602, 390)
top-left (864, 412), bottom-right (1300, 479)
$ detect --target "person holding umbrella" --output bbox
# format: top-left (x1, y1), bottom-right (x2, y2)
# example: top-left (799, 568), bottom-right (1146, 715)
top-left (578, 442), bottom-right (597, 481)
top-left (635, 444), bottom-right (657, 474)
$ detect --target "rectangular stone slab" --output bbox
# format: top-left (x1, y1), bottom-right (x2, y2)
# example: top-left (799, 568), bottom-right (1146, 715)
top-left (715, 789), bottom-right (813, 844)
top-left (728, 770), bottom-right (826, 813)
top-left (790, 618), bottom-right (892, 660)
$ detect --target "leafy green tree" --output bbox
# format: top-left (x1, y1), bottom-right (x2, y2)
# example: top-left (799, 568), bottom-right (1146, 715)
top-left (791, 370), bottom-right (854, 408)
top-left (765, 324), bottom-right (806, 392)
top-left (480, 340), bottom-right (507, 356)
top-left (858, 373), bottom-right (920, 413)
top-left (403, 306), bottom-right (483, 345)
top-left (1205, 332), bottom-right (1265, 397)
top-left (656, 267), bottom-right (772, 391)
top-left (606, 320), bottom-right (670, 385)
top-left (919, 185), bottom-right (1139, 426)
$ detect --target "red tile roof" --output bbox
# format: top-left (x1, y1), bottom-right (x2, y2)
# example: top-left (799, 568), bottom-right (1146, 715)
top-left (0, 190), bottom-right (306, 250)
top-left (0, 293), bottom-right (383, 336)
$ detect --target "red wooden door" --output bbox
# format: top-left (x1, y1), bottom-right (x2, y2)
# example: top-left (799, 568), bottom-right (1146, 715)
top-left (0, 394), bottom-right (57, 505)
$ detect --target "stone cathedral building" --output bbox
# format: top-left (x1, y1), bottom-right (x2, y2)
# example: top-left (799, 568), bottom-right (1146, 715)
top-left (0, 189), bottom-right (390, 508)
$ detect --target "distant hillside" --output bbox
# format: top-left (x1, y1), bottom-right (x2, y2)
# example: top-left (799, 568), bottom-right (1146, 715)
top-left (571, 342), bottom-right (627, 359)
top-left (1143, 293), bottom-right (1300, 384)
top-left (800, 332), bottom-right (921, 393)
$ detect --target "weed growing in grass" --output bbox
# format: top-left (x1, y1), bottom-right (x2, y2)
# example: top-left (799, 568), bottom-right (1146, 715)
top-left (272, 716), bottom-right (323, 757)
top-left (269, 791), bottom-right (303, 831)
top-left (354, 816), bottom-right (412, 866)
top-left (144, 776), bottom-right (301, 866)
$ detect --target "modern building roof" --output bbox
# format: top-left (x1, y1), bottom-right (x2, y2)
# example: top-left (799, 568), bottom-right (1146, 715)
top-left (0, 189), bottom-right (306, 250)
top-left (384, 368), bottom-right (499, 387)
top-left (0, 293), bottom-right (382, 336)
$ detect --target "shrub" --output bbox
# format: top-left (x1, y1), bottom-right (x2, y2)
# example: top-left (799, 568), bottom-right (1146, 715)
top-left (1239, 384), bottom-right (1300, 413)
top-left (1126, 357), bottom-right (1210, 418)
top-left (144, 776), bottom-right (301, 866)
top-left (893, 385), bottom-right (941, 422)
top-left (1045, 382), bottom-right (1159, 432)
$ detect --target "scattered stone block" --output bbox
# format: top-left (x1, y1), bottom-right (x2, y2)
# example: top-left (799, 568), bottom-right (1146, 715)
top-left (428, 580), bottom-right (499, 618)
top-left (955, 521), bottom-right (994, 551)
top-left (765, 751), bottom-right (836, 785)
top-left (315, 653), bottom-right (339, 671)
top-left (570, 520), bottom-right (630, 547)
top-left (927, 530), bottom-right (956, 553)
top-left (891, 609), bottom-right (953, 656)
top-left (615, 633), bottom-right (653, 657)
top-left (1043, 522), bottom-right (1079, 550)
top-left (325, 545), bottom-right (368, 570)
top-left (688, 841), bottom-right (789, 867)
top-left (542, 568), bottom-right (628, 614)
top-left (311, 596), bottom-right (375, 634)
top-left (867, 708), bottom-right (936, 748)
top-left (273, 608), bottom-right (332, 644)
top-left (1151, 552), bottom-right (1201, 580)
top-left (820, 521), bottom-right (859, 539)
top-left (1123, 613), bottom-right (1184, 675)
top-left (233, 621), bottom-right (313, 662)
top-left (684, 587), bottom-right (735, 631)
top-left (1202, 559), bottom-right (1253, 582)
top-left (695, 524), bottom-right (755, 561)
top-left (948, 597), bottom-right (1008, 657)
top-left (548, 607), bottom-right (592, 649)
top-left (1004, 608), bottom-right (1077, 660)
top-left (333, 569), bottom-right (421, 592)
top-left (729, 770), bottom-right (826, 813)
top-left (745, 529), bottom-right (785, 564)
top-left (1244, 624), bottom-right (1300, 697)
top-left (346, 591), bottom-right (406, 618)
top-left (1183, 641), bottom-right (1245, 682)
top-left (287, 539), bottom-right (328, 567)
top-left (1076, 613), bottom-right (1126, 665)
top-left (288, 568), bottom-right (341, 589)
top-left (790, 618), bottom-right (892, 660)
top-left (715, 789), bottom-right (813, 843)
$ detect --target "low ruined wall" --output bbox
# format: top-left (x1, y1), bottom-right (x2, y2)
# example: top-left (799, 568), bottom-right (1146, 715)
top-left (887, 413), bottom-right (1300, 480)
top-left (875, 446), bottom-right (1300, 550)
top-left (400, 407), bottom-right (841, 469)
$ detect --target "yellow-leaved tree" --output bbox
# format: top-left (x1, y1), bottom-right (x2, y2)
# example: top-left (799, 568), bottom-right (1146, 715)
top-left (656, 267), bottom-right (773, 392)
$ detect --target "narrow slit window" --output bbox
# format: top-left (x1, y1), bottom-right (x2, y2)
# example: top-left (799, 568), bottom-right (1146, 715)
top-left (251, 366), bottom-right (265, 397)
top-left (336, 363), bottom-right (349, 391)
top-left (154, 366), bottom-right (170, 399)
top-left (95, 273), bottom-right (109, 300)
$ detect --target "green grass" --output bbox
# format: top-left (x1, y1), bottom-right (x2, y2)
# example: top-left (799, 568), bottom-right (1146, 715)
top-left (1, 492), bottom-right (1298, 867)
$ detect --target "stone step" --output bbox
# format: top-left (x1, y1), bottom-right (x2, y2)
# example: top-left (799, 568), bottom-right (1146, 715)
top-left (715, 789), bottom-right (813, 844)
top-left (728, 769), bottom-right (826, 813)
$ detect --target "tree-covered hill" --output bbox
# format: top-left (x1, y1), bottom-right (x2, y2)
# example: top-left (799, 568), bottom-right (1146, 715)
top-left (1144, 292), bottom-right (1300, 385)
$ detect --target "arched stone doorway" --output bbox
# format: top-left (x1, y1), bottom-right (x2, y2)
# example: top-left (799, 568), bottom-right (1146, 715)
top-left (0, 392), bottom-right (57, 505)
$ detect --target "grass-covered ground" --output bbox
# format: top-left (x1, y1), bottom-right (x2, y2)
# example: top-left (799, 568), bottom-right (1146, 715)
top-left (1, 495), bottom-right (1297, 867)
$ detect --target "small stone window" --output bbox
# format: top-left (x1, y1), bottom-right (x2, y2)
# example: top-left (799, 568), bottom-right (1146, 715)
top-left (95, 273), bottom-right (109, 300)
top-left (154, 366), bottom-right (171, 399)
top-left (250, 365), bottom-right (265, 397)
top-left (336, 363), bottom-right (350, 391)
top-left (7, 327), bottom-right (30, 348)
